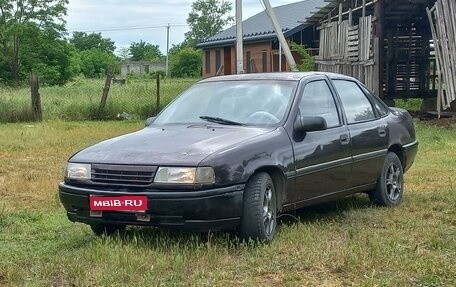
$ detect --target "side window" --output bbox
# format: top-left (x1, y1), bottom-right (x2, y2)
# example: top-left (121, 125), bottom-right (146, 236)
top-left (333, 80), bottom-right (376, 124)
top-left (299, 80), bottom-right (340, 128)
top-left (371, 95), bottom-right (390, 117)
top-left (360, 85), bottom-right (390, 117)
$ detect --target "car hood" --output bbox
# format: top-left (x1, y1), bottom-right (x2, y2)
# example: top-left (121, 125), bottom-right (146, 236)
top-left (70, 124), bottom-right (275, 166)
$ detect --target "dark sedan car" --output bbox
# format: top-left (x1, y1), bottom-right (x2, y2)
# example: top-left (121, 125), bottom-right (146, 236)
top-left (59, 72), bottom-right (418, 242)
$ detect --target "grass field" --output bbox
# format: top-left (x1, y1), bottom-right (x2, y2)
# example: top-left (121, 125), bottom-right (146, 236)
top-left (0, 120), bottom-right (455, 286)
top-left (0, 78), bottom-right (197, 122)
top-left (0, 77), bottom-right (429, 124)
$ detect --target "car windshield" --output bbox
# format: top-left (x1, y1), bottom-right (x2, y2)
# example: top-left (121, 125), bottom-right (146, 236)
top-left (154, 80), bottom-right (297, 126)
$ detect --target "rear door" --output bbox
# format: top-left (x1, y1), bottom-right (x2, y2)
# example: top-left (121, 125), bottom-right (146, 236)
top-left (331, 79), bottom-right (389, 188)
top-left (289, 77), bottom-right (352, 203)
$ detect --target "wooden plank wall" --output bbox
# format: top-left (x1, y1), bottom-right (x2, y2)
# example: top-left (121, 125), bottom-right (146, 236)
top-left (427, 0), bottom-right (456, 112)
top-left (316, 16), bottom-right (379, 95)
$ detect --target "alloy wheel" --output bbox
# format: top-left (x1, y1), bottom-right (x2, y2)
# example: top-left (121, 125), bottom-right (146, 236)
top-left (385, 163), bottom-right (402, 201)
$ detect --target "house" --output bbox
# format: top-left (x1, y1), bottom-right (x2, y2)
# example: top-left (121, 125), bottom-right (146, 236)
top-left (120, 60), bottom-right (166, 78)
top-left (196, 0), bottom-right (325, 78)
top-left (303, 0), bottom-right (456, 112)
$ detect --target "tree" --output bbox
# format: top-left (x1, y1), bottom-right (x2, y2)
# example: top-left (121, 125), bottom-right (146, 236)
top-left (20, 25), bottom-right (77, 85)
top-left (129, 40), bottom-right (162, 61)
top-left (185, 0), bottom-right (234, 47)
top-left (117, 47), bottom-right (131, 60)
top-left (69, 32), bottom-right (117, 78)
top-left (70, 32), bottom-right (116, 53)
top-left (168, 42), bottom-right (188, 56)
top-left (0, 0), bottom-right (68, 84)
top-left (79, 48), bottom-right (117, 78)
top-left (170, 47), bottom-right (201, 78)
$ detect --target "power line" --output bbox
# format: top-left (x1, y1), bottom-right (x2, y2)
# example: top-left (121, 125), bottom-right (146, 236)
top-left (69, 24), bottom-right (187, 33)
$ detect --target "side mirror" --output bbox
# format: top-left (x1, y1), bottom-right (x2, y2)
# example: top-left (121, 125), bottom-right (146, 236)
top-left (294, 116), bottom-right (327, 134)
top-left (145, 117), bottom-right (156, 127)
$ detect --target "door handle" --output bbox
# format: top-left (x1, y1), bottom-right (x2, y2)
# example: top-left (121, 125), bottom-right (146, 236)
top-left (340, 134), bottom-right (350, 145)
top-left (378, 126), bottom-right (387, 137)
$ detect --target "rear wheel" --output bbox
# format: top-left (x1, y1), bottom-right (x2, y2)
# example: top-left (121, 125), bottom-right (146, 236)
top-left (370, 152), bottom-right (404, 206)
top-left (240, 172), bottom-right (278, 243)
top-left (90, 224), bottom-right (126, 236)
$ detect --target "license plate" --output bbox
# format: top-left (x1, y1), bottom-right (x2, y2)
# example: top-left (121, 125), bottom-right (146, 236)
top-left (89, 196), bottom-right (148, 211)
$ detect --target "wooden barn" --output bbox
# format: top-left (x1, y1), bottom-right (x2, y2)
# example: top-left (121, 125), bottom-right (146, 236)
top-left (304, 0), bottom-right (456, 113)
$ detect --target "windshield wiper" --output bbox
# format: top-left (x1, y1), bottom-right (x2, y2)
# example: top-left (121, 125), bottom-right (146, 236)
top-left (200, 116), bottom-right (245, 126)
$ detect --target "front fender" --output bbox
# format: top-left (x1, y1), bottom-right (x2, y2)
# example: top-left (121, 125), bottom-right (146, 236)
top-left (199, 127), bottom-right (294, 187)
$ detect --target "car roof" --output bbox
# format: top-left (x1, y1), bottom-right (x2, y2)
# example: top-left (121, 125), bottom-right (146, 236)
top-left (199, 72), bottom-right (356, 83)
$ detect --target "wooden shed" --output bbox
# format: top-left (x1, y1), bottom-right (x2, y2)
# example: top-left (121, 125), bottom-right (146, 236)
top-left (304, 0), bottom-right (456, 112)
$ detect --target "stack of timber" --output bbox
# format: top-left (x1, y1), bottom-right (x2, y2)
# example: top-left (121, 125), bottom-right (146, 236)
top-left (427, 0), bottom-right (456, 114)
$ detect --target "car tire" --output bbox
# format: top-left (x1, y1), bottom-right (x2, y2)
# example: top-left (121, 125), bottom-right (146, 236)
top-left (239, 172), bottom-right (278, 243)
top-left (90, 224), bottom-right (126, 236)
top-left (369, 152), bottom-right (404, 207)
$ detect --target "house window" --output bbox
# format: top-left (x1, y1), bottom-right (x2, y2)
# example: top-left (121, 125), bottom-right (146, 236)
top-left (205, 51), bottom-right (211, 73)
top-left (215, 50), bottom-right (221, 72)
top-left (246, 51), bottom-right (251, 73)
top-left (262, 51), bottom-right (268, 72)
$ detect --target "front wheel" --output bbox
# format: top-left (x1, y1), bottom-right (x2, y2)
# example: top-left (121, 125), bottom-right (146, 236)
top-left (369, 152), bottom-right (404, 206)
top-left (239, 172), bottom-right (278, 243)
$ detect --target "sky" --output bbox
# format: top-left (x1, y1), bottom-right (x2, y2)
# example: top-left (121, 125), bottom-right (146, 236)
top-left (66, 0), bottom-right (301, 55)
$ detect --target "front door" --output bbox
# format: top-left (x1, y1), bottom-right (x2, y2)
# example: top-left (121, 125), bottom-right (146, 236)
top-left (290, 78), bottom-right (352, 203)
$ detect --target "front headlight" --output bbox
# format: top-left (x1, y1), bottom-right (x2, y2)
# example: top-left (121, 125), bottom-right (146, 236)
top-left (154, 167), bottom-right (215, 184)
top-left (65, 163), bottom-right (91, 180)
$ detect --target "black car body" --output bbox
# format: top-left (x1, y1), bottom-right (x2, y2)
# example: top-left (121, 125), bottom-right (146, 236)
top-left (59, 72), bottom-right (418, 242)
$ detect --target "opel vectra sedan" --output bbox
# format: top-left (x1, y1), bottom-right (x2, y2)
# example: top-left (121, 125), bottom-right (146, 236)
top-left (59, 72), bottom-right (418, 242)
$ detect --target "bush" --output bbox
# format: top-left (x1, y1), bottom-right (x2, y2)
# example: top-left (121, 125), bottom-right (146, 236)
top-left (170, 48), bottom-right (202, 78)
top-left (291, 42), bottom-right (315, 71)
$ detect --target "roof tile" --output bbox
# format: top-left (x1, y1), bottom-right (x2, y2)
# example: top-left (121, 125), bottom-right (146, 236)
top-left (197, 0), bottom-right (325, 48)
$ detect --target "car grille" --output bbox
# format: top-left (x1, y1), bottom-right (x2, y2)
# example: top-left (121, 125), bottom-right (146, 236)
top-left (91, 164), bottom-right (158, 186)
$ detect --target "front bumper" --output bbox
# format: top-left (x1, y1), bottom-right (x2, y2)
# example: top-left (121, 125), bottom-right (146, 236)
top-left (59, 183), bottom-right (244, 231)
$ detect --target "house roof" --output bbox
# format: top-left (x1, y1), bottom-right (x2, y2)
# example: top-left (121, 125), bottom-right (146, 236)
top-left (196, 0), bottom-right (325, 49)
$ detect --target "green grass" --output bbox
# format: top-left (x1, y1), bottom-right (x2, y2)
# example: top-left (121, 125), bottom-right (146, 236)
top-left (0, 78), bottom-right (198, 122)
top-left (395, 99), bottom-right (423, 112)
top-left (0, 78), bottom-right (430, 123)
top-left (0, 120), bottom-right (455, 286)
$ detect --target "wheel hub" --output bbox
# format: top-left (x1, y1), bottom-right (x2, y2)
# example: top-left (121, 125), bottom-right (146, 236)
top-left (263, 186), bottom-right (275, 236)
top-left (385, 163), bottom-right (402, 201)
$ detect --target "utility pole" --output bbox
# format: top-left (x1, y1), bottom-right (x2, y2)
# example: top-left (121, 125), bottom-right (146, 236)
top-left (262, 0), bottom-right (297, 71)
top-left (166, 23), bottom-right (170, 77)
top-left (236, 0), bottom-right (244, 74)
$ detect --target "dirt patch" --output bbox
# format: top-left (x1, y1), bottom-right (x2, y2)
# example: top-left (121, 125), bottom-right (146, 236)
top-left (408, 110), bottom-right (456, 128)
